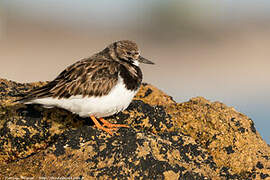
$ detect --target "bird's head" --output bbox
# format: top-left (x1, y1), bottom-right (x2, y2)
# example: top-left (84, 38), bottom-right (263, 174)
top-left (106, 40), bottom-right (154, 66)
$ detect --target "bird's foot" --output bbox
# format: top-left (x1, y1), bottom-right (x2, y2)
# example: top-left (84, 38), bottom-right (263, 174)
top-left (99, 117), bottom-right (129, 128)
top-left (90, 116), bottom-right (128, 135)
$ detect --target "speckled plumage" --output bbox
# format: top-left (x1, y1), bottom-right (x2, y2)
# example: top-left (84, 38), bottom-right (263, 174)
top-left (17, 40), bottom-right (151, 101)
top-left (16, 40), bottom-right (154, 134)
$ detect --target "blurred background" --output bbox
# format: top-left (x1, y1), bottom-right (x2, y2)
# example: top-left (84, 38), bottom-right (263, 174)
top-left (0, 0), bottom-right (269, 143)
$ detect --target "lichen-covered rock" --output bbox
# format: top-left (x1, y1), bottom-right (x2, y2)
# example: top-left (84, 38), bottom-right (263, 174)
top-left (0, 78), bottom-right (269, 179)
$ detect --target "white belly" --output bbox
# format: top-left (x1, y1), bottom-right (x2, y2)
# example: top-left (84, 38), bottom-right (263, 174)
top-left (28, 77), bottom-right (138, 118)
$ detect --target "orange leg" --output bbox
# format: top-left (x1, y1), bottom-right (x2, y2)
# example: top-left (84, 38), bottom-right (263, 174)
top-left (99, 117), bottom-right (129, 128)
top-left (90, 115), bottom-right (114, 135)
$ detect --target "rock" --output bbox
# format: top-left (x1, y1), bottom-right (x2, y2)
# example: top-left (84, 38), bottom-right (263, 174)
top-left (0, 78), bottom-right (269, 179)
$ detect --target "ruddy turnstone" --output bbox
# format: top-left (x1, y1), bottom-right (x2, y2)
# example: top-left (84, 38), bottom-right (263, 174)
top-left (16, 40), bottom-right (154, 135)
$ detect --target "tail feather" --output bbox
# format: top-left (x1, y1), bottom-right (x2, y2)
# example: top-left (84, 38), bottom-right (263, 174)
top-left (14, 82), bottom-right (55, 103)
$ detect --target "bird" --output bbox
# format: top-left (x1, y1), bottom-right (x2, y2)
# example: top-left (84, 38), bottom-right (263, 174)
top-left (16, 40), bottom-right (154, 135)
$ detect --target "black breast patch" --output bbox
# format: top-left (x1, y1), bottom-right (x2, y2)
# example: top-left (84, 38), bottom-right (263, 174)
top-left (119, 64), bottom-right (142, 91)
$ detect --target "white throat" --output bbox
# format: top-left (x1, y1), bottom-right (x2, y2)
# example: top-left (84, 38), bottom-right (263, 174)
top-left (133, 60), bottom-right (140, 66)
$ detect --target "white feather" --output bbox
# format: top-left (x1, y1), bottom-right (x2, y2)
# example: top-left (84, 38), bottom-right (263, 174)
top-left (28, 76), bottom-right (137, 118)
top-left (133, 60), bottom-right (140, 66)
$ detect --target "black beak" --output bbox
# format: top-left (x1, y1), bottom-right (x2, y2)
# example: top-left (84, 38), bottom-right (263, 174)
top-left (138, 56), bottom-right (155, 65)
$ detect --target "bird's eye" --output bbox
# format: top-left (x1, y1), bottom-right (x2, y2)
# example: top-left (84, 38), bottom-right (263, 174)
top-left (127, 52), bottom-right (132, 55)
top-left (134, 52), bottom-right (139, 55)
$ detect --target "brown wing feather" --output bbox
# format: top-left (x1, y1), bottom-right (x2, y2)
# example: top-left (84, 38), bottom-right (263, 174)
top-left (17, 58), bottom-right (120, 102)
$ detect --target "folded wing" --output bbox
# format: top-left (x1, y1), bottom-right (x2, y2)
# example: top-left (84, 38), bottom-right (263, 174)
top-left (16, 58), bottom-right (120, 102)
